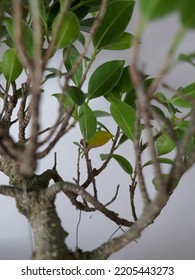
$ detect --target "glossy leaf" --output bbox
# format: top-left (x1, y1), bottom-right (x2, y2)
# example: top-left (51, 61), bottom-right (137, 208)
top-left (104, 86), bottom-right (121, 101)
top-left (80, 18), bottom-right (94, 33)
top-left (4, 17), bottom-right (34, 58)
top-left (93, 0), bottom-right (135, 49)
top-left (142, 157), bottom-right (173, 168)
top-left (64, 47), bottom-right (83, 86)
top-left (79, 103), bottom-right (97, 141)
top-left (53, 12), bottom-right (80, 49)
top-left (139, 0), bottom-right (177, 20)
top-left (67, 86), bottom-right (85, 106)
top-left (87, 131), bottom-right (112, 150)
top-left (110, 98), bottom-right (135, 141)
top-left (88, 60), bottom-right (125, 99)
top-left (111, 154), bottom-right (133, 175)
top-left (118, 133), bottom-right (129, 146)
top-left (170, 83), bottom-right (195, 108)
top-left (124, 89), bottom-right (137, 108)
top-left (2, 48), bottom-right (22, 83)
top-left (117, 66), bottom-right (133, 93)
top-left (105, 32), bottom-right (134, 50)
top-left (157, 133), bottom-right (176, 156)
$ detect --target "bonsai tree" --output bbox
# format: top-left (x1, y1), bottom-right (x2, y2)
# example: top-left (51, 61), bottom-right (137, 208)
top-left (0, 0), bottom-right (195, 259)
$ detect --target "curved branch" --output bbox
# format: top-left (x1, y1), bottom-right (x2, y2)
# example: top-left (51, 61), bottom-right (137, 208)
top-left (46, 181), bottom-right (134, 227)
top-left (91, 191), bottom-right (169, 259)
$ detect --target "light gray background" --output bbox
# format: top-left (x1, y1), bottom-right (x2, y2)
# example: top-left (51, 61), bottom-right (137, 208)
top-left (0, 3), bottom-right (195, 259)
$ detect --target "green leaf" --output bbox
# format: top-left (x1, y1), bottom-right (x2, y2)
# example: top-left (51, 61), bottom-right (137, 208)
top-left (177, 0), bottom-right (195, 28)
top-left (47, 1), bottom-right (60, 29)
top-left (104, 86), bottom-right (121, 101)
top-left (39, 0), bottom-right (48, 35)
top-left (124, 89), bottom-right (136, 108)
top-left (52, 93), bottom-right (78, 119)
top-left (152, 173), bottom-right (179, 194)
top-left (4, 17), bottom-right (34, 58)
top-left (117, 66), bottom-right (133, 93)
top-left (93, 0), bottom-right (135, 49)
top-left (118, 133), bottom-right (129, 146)
top-left (142, 157), bottom-right (173, 168)
top-left (170, 82), bottom-right (195, 108)
top-left (93, 110), bottom-right (111, 118)
top-left (154, 92), bottom-right (180, 114)
top-left (64, 47), bottom-right (83, 86)
top-left (157, 132), bottom-right (176, 156)
top-left (151, 105), bottom-right (166, 119)
top-left (139, 0), bottom-right (177, 20)
top-left (80, 18), bottom-right (94, 33)
top-left (53, 11), bottom-right (80, 49)
top-left (79, 103), bottom-right (97, 141)
top-left (178, 52), bottom-right (195, 67)
top-left (71, 2), bottom-right (89, 21)
top-left (110, 98), bottom-right (135, 141)
top-left (88, 60), bottom-right (125, 99)
top-left (2, 48), bottom-right (23, 83)
top-left (105, 32), bottom-right (134, 50)
top-left (67, 86), bottom-right (85, 106)
top-left (111, 154), bottom-right (133, 175)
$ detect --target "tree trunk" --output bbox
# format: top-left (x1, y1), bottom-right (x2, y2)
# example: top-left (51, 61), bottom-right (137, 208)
top-left (15, 189), bottom-right (75, 259)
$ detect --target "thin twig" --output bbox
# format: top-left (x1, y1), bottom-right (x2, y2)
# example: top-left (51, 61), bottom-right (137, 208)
top-left (13, 0), bottom-right (33, 70)
top-left (129, 173), bottom-right (138, 221)
top-left (134, 101), bottom-right (151, 205)
top-left (104, 185), bottom-right (120, 207)
top-left (76, 210), bottom-right (82, 250)
top-left (36, 106), bottom-right (75, 159)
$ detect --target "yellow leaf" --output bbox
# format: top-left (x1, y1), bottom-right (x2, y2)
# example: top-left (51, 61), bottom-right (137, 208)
top-left (87, 131), bottom-right (113, 150)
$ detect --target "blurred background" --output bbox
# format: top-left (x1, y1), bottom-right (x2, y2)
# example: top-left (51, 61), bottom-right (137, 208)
top-left (0, 2), bottom-right (195, 259)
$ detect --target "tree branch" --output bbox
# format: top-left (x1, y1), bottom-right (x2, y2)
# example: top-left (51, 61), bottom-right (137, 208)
top-left (46, 181), bottom-right (134, 227)
top-left (91, 191), bottom-right (169, 259)
top-left (0, 185), bottom-right (20, 197)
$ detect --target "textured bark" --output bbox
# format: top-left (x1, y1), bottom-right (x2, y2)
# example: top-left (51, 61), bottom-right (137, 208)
top-left (0, 156), bottom-right (169, 260)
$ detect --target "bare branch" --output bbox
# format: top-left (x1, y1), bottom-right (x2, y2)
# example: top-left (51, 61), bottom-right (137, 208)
top-left (17, 82), bottom-right (30, 142)
top-left (36, 106), bottom-right (75, 159)
top-left (129, 174), bottom-right (138, 221)
top-left (81, 127), bottom-right (120, 189)
top-left (131, 33), bottom-right (165, 197)
top-left (12, 0), bottom-right (33, 70)
top-left (46, 181), bottom-right (134, 227)
top-left (104, 184), bottom-right (120, 207)
top-left (134, 101), bottom-right (151, 205)
top-left (92, 191), bottom-right (169, 259)
top-left (20, 0), bottom-right (43, 174)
